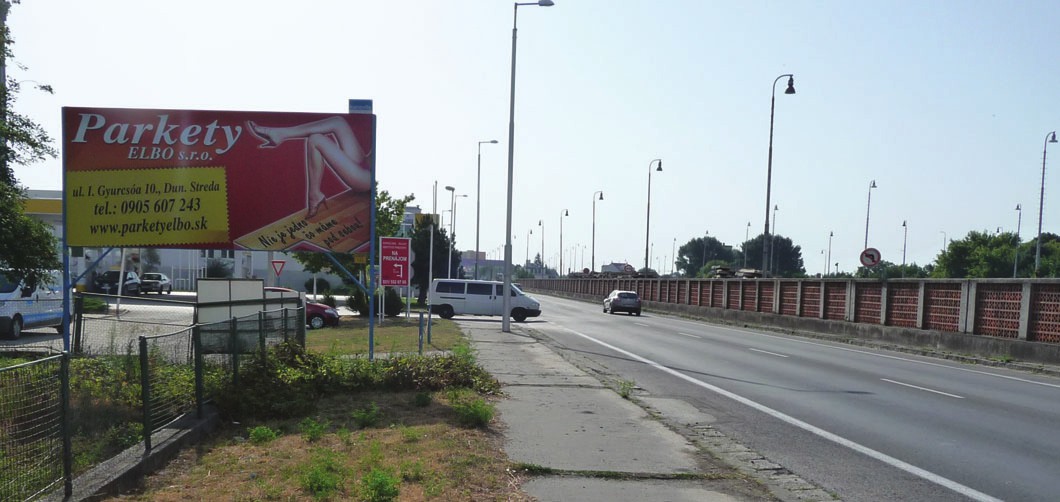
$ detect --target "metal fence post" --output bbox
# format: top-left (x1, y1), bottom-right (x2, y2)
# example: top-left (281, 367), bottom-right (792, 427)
top-left (193, 325), bottom-right (204, 419)
top-left (230, 317), bottom-right (239, 387)
top-left (60, 352), bottom-right (73, 497)
top-left (418, 311), bottom-right (424, 355)
top-left (72, 295), bottom-right (84, 354)
top-left (257, 311), bottom-right (267, 359)
top-left (282, 308), bottom-right (290, 342)
top-left (139, 336), bottom-right (152, 453)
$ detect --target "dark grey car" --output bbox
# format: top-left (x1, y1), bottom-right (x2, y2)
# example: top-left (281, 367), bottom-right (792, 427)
top-left (603, 290), bottom-right (641, 316)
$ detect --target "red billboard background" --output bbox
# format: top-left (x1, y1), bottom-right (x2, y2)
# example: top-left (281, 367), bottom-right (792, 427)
top-left (63, 107), bottom-right (375, 253)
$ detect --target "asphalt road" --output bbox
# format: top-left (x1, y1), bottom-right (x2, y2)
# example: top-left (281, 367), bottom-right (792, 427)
top-left (529, 293), bottom-right (1060, 502)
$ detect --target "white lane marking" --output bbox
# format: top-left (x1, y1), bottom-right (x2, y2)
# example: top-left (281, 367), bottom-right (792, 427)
top-left (881, 379), bottom-right (964, 399)
top-left (555, 325), bottom-right (1003, 502)
top-left (749, 347), bottom-right (789, 358)
top-left (677, 332), bottom-right (701, 339)
top-left (661, 316), bottom-right (1060, 390)
top-left (634, 322), bottom-right (650, 328)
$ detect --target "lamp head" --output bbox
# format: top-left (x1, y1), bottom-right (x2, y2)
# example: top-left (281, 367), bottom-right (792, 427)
top-left (774, 204), bottom-right (779, 211)
top-left (902, 220), bottom-right (907, 227)
top-left (656, 159), bottom-right (663, 171)
top-left (445, 185), bottom-right (455, 192)
top-left (785, 76), bottom-right (796, 95)
top-left (538, 0), bottom-right (554, 5)
top-left (1050, 132), bottom-right (1058, 143)
top-left (490, 139), bottom-right (499, 144)
top-left (1016, 204), bottom-right (1022, 211)
top-left (869, 180), bottom-right (877, 189)
top-left (598, 192), bottom-right (604, 201)
top-left (563, 209), bottom-right (569, 216)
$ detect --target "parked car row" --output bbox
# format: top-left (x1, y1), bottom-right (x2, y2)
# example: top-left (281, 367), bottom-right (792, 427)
top-left (93, 271), bottom-right (173, 295)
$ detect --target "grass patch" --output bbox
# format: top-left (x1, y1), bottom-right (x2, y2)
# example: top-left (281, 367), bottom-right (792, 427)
top-left (305, 316), bottom-right (464, 355)
top-left (617, 379), bottom-right (636, 399)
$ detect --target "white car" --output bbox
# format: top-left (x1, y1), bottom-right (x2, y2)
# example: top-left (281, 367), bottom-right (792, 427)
top-left (140, 272), bottom-right (173, 294)
top-left (428, 279), bottom-right (541, 322)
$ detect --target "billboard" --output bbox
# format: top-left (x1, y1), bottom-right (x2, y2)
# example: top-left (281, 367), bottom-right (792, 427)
top-left (62, 107), bottom-right (375, 253)
top-left (379, 237), bottom-right (411, 287)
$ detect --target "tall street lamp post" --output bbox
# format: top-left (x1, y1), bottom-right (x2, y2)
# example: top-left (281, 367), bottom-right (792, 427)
top-left (671, 237), bottom-right (676, 276)
top-left (743, 222), bottom-right (750, 268)
top-left (1014, 203), bottom-right (1022, 278)
top-left (762, 74), bottom-right (796, 275)
top-left (644, 158), bottom-right (663, 271)
top-left (770, 204), bottom-right (779, 273)
top-left (901, 220), bottom-right (908, 278)
top-left (526, 228), bottom-right (532, 267)
top-left (1035, 131), bottom-right (1058, 276)
top-left (445, 186), bottom-right (456, 278)
top-left (538, 219), bottom-right (544, 272)
top-left (558, 209), bottom-right (568, 276)
top-left (475, 139), bottom-right (498, 279)
top-left (591, 191), bottom-right (603, 272)
top-left (864, 180), bottom-right (877, 249)
top-left (702, 231), bottom-right (709, 272)
top-left (503, 0), bottom-right (554, 332)
top-left (940, 231), bottom-right (947, 254)
top-left (826, 231), bottom-right (833, 277)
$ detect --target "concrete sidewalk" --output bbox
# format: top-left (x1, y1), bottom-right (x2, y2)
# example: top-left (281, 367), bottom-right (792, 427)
top-left (462, 321), bottom-right (830, 502)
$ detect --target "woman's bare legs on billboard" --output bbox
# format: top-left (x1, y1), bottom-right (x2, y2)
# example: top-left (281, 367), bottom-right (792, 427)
top-left (247, 117), bottom-right (370, 217)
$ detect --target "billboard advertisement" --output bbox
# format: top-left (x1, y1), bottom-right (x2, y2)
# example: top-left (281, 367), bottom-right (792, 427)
top-left (379, 237), bottom-right (411, 287)
top-left (62, 107), bottom-right (375, 253)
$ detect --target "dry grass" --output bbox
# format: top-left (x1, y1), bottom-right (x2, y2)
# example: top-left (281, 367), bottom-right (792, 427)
top-left (117, 391), bottom-right (531, 501)
top-left (306, 316), bottom-right (463, 355)
top-left (104, 318), bottom-right (532, 501)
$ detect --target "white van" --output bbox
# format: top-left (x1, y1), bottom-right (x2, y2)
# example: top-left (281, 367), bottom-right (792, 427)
top-left (428, 279), bottom-right (541, 322)
top-left (0, 270), bottom-right (65, 339)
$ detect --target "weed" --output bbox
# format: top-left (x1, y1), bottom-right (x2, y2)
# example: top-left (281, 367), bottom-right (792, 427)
top-left (351, 402), bottom-right (381, 428)
top-left (452, 398), bottom-right (495, 428)
top-left (299, 417), bottom-right (329, 442)
top-left (617, 379), bottom-right (636, 399)
top-left (336, 426), bottom-right (353, 446)
top-left (398, 459), bottom-right (426, 481)
top-left (399, 425), bottom-right (422, 443)
top-left (361, 440), bottom-right (384, 470)
top-left (300, 448), bottom-right (346, 499)
top-left (412, 391), bottom-right (432, 407)
top-left (247, 425), bottom-right (278, 445)
top-left (359, 467), bottom-right (400, 502)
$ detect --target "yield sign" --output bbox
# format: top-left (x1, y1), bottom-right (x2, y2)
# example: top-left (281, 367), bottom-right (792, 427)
top-left (860, 248), bottom-right (882, 267)
top-left (271, 260), bottom-right (286, 277)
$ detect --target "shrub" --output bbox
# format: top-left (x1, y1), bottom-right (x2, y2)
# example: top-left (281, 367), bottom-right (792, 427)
top-left (383, 288), bottom-right (404, 317)
top-left (248, 425), bottom-right (279, 445)
top-left (359, 468), bottom-right (400, 502)
top-left (618, 380), bottom-right (636, 399)
top-left (299, 417), bottom-right (329, 442)
top-left (320, 291), bottom-right (337, 308)
top-left (345, 288), bottom-right (405, 317)
top-left (351, 402), bottom-right (381, 428)
top-left (300, 449), bottom-right (346, 499)
top-left (451, 397), bottom-right (495, 428)
top-left (412, 392), bottom-right (432, 407)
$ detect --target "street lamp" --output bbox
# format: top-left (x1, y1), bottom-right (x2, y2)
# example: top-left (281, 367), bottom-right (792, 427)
top-left (762, 73), bottom-right (796, 274)
top-left (940, 231), bottom-right (947, 254)
top-left (445, 186), bottom-right (456, 278)
top-left (743, 222), bottom-right (750, 268)
top-left (475, 139), bottom-right (498, 280)
top-left (559, 209), bottom-right (568, 276)
top-left (1035, 131), bottom-right (1058, 276)
top-left (526, 227), bottom-right (533, 267)
top-left (901, 220), bottom-right (908, 277)
top-left (591, 190), bottom-right (603, 272)
top-left (671, 237), bottom-right (676, 276)
top-left (1014, 203), bottom-right (1022, 278)
top-left (538, 219), bottom-right (544, 272)
top-left (503, 0), bottom-right (554, 332)
top-left (826, 231), bottom-right (833, 277)
top-left (864, 180), bottom-right (877, 249)
top-left (702, 231), bottom-right (709, 272)
top-left (644, 158), bottom-right (663, 271)
top-left (770, 204), bottom-right (779, 274)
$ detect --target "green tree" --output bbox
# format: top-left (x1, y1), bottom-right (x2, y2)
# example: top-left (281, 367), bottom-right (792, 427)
top-left (290, 189), bottom-right (413, 284)
top-left (675, 235), bottom-right (737, 277)
top-left (855, 260), bottom-right (931, 279)
top-left (741, 234), bottom-right (805, 277)
top-left (931, 230), bottom-right (1043, 278)
top-left (0, 2), bottom-right (60, 286)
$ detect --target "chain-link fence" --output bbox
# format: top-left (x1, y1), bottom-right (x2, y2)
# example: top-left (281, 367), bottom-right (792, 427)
top-left (0, 354), bottom-right (71, 501)
top-left (1, 294), bottom-right (306, 500)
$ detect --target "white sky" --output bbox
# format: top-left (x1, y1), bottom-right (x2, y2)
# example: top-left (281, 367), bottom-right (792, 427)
top-left (9, 1), bottom-right (1060, 274)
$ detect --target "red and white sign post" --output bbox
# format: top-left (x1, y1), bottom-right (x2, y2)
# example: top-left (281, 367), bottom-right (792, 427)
top-left (380, 237), bottom-right (412, 319)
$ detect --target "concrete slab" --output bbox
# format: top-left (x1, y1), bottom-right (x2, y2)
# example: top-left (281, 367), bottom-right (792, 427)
top-left (521, 477), bottom-right (744, 502)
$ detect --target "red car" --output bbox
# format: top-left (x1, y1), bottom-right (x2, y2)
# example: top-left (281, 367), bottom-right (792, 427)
top-left (264, 287), bottom-right (340, 329)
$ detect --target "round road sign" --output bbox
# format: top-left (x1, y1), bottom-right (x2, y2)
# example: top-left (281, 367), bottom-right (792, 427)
top-left (860, 248), bottom-right (882, 267)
